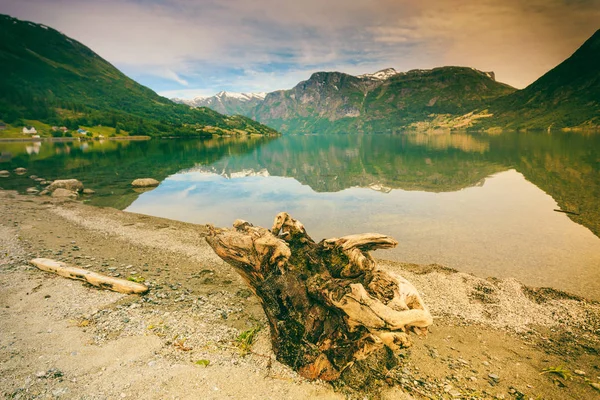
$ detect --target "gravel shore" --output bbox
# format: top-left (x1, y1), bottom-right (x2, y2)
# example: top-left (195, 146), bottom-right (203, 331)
top-left (1, 190), bottom-right (599, 399)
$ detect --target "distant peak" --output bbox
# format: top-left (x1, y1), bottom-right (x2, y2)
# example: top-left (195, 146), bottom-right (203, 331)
top-left (214, 91), bottom-right (266, 101)
top-left (174, 91), bottom-right (267, 104)
top-left (358, 68), bottom-right (399, 80)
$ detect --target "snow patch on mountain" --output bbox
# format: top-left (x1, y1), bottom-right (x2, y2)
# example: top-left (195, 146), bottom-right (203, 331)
top-left (174, 91), bottom-right (267, 104)
top-left (214, 91), bottom-right (267, 101)
top-left (357, 68), bottom-right (399, 81)
top-left (171, 91), bottom-right (267, 115)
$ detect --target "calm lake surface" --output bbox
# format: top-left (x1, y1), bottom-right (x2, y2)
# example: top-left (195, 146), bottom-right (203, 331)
top-left (1, 132), bottom-right (599, 299)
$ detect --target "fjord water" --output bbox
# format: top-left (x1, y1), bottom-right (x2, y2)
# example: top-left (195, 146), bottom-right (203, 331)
top-left (1, 132), bottom-right (599, 299)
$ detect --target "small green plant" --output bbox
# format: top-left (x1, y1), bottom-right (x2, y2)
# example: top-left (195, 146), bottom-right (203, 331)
top-left (127, 275), bottom-right (145, 283)
top-left (195, 359), bottom-right (210, 367)
top-left (235, 326), bottom-right (260, 356)
top-left (540, 366), bottom-right (572, 380)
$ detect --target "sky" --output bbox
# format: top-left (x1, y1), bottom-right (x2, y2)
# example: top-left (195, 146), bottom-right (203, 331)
top-left (2, 0), bottom-right (599, 99)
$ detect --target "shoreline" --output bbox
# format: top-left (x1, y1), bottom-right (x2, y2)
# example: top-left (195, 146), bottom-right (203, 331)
top-left (0, 136), bottom-right (152, 143)
top-left (1, 190), bottom-right (599, 399)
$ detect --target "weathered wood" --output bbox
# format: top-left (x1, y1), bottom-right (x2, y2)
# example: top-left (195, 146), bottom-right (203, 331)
top-left (206, 212), bottom-right (432, 390)
top-left (30, 258), bottom-right (148, 294)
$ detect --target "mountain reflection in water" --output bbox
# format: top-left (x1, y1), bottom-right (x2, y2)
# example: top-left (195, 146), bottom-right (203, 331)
top-left (1, 131), bottom-right (599, 299)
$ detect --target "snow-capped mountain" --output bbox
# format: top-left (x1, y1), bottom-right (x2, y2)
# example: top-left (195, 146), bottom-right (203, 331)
top-left (172, 91), bottom-right (267, 116)
top-left (357, 68), bottom-right (400, 81)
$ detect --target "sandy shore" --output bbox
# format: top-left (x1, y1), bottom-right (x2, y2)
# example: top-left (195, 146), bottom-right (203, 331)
top-left (1, 190), bottom-right (599, 399)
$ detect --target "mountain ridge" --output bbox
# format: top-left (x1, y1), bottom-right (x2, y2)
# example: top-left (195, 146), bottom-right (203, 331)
top-left (249, 66), bottom-right (515, 134)
top-left (173, 66), bottom-right (513, 134)
top-left (174, 66), bottom-right (514, 134)
top-left (481, 28), bottom-right (600, 130)
top-left (173, 91), bottom-right (267, 116)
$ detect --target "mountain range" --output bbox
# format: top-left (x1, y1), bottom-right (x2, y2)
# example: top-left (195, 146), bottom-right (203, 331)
top-left (177, 29), bottom-right (600, 134)
top-left (173, 91), bottom-right (266, 116)
top-left (251, 66), bottom-right (515, 134)
top-left (0, 14), bottom-right (278, 137)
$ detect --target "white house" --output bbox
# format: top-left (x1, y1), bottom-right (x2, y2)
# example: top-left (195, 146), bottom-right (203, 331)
top-left (22, 126), bottom-right (37, 134)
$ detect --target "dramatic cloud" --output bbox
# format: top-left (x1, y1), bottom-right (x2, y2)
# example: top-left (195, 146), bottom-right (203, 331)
top-left (2, 0), bottom-right (599, 97)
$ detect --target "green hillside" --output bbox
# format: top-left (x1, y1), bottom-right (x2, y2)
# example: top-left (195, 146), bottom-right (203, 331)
top-left (250, 67), bottom-right (515, 134)
top-left (0, 14), bottom-right (278, 137)
top-left (481, 29), bottom-right (600, 131)
top-left (363, 67), bottom-right (515, 130)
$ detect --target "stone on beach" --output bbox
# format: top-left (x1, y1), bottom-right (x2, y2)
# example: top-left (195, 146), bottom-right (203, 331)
top-left (51, 188), bottom-right (78, 199)
top-left (0, 170), bottom-right (9, 177)
top-left (46, 179), bottom-right (84, 193)
top-left (131, 178), bottom-right (159, 187)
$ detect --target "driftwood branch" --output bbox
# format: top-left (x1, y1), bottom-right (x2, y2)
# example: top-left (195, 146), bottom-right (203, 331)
top-left (206, 212), bottom-right (432, 390)
top-left (30, 258), bottom-right (148, 294)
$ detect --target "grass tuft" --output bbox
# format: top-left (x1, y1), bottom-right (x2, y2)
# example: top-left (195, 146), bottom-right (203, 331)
top-left (235, 326), bottom-right (261, 356)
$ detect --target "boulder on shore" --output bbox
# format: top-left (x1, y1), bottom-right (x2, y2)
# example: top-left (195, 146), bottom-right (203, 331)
top-left (51, 188), bottom-right (78, 199)
top-left (83, 188), bottom-right (96, 194)
top-left (131, 178), bottom-right (160, 188)
top-left (14, 167), bottom-right (27, 175)
top-left (46, 179), bottom-right (84, 193)
top-left (26, 187), bottom-right (39, 194)
top-left (0, 170), bottom-right (9, 177)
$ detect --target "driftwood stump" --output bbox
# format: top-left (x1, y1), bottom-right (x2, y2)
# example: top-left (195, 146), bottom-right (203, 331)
top-left (206, 212), bottom-right (432, 389)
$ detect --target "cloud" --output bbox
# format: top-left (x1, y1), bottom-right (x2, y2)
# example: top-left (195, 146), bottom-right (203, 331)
top-left (161, 69), bottom-right (189, 86)
top-left (159, 67), bottom-right (327, 98)
top-left (3, 0), bottom-right (599, 94)
top-left (366, 0), bottom-right (600, 87)
top-left (158, 88), bottom-right (217, 99)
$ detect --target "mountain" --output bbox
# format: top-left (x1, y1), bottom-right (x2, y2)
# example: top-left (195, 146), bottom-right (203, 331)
top-left (480, 29), bottom-right (600, 131)
top-left (173, 91), bottom-right (266, 116)
top-left (0, 14), bottom-right (278, 137)
top-left (249, 67), bottom-right (515, 134)
top-left (179, 29), bottom-right (600, 134)
top-left (357, 67), bottom-right (400, 81)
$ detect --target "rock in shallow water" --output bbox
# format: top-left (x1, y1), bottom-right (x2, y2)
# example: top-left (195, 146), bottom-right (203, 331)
top-left (46, 179), bottom-right (84, 192)
top-left (131, 178), bottom-right (159, 187)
